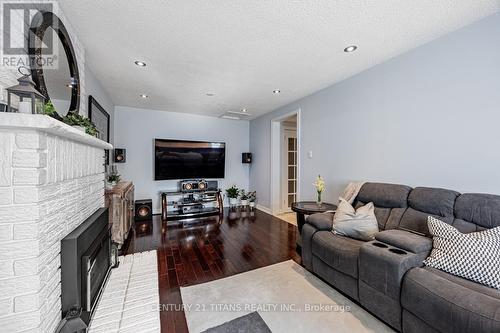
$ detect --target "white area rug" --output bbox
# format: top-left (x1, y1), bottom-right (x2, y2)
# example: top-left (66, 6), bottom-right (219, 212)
top-left (181, 260), bottom-right (393, 333)
top-left (88, 250), bottom-right (160, 333)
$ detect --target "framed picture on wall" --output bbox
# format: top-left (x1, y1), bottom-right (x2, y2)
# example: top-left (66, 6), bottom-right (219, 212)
top-left (88, 95), bottom-right (110, 142)
top-left (88, 95), bottom-right (110, 165)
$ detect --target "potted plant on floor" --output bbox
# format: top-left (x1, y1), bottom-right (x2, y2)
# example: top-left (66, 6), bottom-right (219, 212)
top-left (240, 189), bottom-right (249, 207)
top-left (226, 185), bottom-right (239, 206)
top-left (248, 191), bottom-right (257, 209)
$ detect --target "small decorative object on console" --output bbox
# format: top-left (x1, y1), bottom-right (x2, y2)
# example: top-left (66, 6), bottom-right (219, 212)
top-left (106, 173), bottom-right (120, 188)
top-left (313, 175), bottom-right (325, 206)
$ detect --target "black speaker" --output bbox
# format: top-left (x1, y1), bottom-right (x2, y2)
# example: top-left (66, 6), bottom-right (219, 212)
top-left (180, 179), bottom-right (208, 192)
top-left (135, 199), bottom-right (152, 221)
top-left (242, 153), bottom-right (252, 163)
top-left (114, 148), bottom-right (126, 163)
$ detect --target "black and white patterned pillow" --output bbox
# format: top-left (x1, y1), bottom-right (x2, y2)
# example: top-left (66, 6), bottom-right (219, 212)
top-left (424, 216), bottom-right (500, 290)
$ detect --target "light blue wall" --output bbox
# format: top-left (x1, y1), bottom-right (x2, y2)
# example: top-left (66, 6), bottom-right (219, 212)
top-left (250, 13), bottom-right (500, 209)
top-left (114, 106), bottom-right (250, 213)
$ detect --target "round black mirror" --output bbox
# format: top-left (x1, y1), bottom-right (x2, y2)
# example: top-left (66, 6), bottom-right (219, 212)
top-left (28, 11), bottom-right (80, 117)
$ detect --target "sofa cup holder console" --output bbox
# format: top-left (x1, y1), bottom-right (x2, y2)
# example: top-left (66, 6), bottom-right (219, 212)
top-left (371, 242), bottom-right (388, 248)
top-left (359, 239), bottom-right (425, 330)
top-left (389, 248), bottom-right (407, 255)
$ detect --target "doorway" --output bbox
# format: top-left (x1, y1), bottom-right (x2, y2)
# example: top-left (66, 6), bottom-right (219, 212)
top-left (280, 116), bottom-right (297, 212)
top-left (270, 109), bottom-right (301, 224)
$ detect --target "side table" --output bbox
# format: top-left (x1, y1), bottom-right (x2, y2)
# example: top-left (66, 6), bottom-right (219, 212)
top-left (291, 201), bottom-right (337, 253)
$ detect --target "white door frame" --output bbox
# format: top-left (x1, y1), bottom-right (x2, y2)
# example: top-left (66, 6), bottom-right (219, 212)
top-left (270, 109), bottom-right (301, 215)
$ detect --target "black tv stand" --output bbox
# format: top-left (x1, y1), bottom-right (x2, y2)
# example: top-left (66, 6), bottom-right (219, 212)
top-left (161, 189), bottom-right (223, 224)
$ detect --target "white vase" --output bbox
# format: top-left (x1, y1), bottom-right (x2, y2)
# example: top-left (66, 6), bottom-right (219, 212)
top-left (229, 198), bottom-right (239, 206)
top-left (106, 181), bottom-right (116, 189)
top-left (249, 202), bottom-right (256, 208)
top-left (240, 199), bottom-right (248, 207)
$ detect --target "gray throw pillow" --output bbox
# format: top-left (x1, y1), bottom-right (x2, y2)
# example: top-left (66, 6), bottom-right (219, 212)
top-left (332, 198), bottom-right (379, 241)
top-left (424, 216), bottom-right (500, 290)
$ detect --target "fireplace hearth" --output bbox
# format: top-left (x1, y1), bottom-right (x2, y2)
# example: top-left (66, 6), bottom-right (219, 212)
top-left (59, 208), bottom-right (111, 328)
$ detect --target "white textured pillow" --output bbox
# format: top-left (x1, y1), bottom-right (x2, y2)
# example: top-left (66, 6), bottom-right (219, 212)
top-left (332, 198), bottom-right (379, 241)
top-left (424, 216), bottom-right (500, 290)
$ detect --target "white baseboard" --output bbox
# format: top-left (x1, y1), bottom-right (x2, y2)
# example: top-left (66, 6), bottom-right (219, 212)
top-left (256, 204), bottom-right (272, 215)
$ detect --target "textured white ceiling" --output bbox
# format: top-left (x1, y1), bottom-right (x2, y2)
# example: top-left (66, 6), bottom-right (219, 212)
top-left (58, 0), bottom-right (500, 119)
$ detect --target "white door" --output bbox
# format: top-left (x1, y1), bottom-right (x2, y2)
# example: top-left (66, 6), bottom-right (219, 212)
top-left (281, 128), bottom-right (297, 212)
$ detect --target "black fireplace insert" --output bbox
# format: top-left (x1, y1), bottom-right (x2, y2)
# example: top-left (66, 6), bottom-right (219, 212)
top-left (60, 208), bottom-right (111, 322)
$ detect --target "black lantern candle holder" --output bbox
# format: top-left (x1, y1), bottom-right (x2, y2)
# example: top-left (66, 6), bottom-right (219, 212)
top-left (6, 66), bottom-right (46, 114)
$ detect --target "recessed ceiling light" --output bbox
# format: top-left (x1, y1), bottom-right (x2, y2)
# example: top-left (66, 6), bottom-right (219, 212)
top-left (344, 45), bottom-right (358, 53)
top-left (273, 89), bottom-right (281, 94)
top-left (139, 94), bottom-right (148, 98)
top-left (241, 108), bottom-right (247, 113)
top-left (134, 60), bottom-right (147, 67)
top-left (228, 110), bottom-right (253, 116)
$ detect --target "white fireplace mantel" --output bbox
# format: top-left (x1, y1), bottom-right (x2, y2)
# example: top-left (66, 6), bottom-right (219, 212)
top-left (0, 113), bottom-right (113, 150)
top-left (0, 113), bottom-right (112, 332)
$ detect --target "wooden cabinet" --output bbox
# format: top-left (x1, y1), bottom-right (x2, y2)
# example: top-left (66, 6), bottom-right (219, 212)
top-left (105, 181), bottom-right (134, 248)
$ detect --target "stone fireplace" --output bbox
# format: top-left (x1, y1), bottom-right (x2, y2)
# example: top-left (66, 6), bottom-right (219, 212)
top-left (0, 114), bottom-right (112, 332)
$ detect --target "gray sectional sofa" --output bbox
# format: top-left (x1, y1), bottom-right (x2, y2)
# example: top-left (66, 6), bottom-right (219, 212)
top-left (301, 182), bottom-right (500, 333)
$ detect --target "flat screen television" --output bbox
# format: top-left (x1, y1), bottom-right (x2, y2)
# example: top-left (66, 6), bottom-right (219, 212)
top-left (154, 139), bottom-right (226, 180)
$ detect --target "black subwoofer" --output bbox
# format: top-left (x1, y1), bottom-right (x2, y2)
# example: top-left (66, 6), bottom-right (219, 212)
top-left (135, 199), bottom-right (152, 221)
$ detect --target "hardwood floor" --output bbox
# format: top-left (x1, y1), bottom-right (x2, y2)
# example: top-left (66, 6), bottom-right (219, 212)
top-left (123, 208), bottom-right (300, 333)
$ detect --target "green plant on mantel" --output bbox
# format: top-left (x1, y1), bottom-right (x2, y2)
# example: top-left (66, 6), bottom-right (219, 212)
top-left (42, 100), bottom-right (58, 118)
top-left (63, 112), bottom-right (98, 137)
top-left (226, 185), bottom-right (239, 199)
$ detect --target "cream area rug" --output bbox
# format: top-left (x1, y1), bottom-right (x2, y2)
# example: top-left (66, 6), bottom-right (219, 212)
top-left (275, 212), bottom-right (297, 226)
top-left (88, 250), bottom-right (160, 333)
top-left (181, 260), bottom-right (393, 333)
